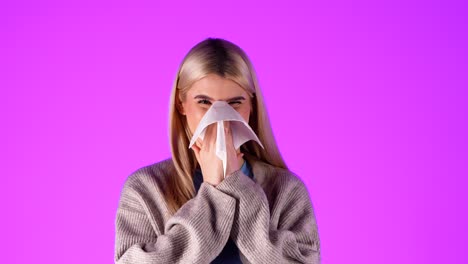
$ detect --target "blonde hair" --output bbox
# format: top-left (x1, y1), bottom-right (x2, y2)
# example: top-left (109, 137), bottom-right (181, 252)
top-left (166, 38), bottom-right (287, 215)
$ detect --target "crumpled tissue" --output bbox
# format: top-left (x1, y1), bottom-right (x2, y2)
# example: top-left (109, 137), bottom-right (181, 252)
top-left (188, 101), bottom-right (264, 178)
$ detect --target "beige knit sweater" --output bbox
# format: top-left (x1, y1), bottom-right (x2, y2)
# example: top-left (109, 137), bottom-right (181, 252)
top-left (114, 154), bottom-right (321, 263)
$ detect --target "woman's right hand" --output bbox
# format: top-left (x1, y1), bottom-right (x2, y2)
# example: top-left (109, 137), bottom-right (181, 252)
top-left (192, 121), bottom-right (243, 186)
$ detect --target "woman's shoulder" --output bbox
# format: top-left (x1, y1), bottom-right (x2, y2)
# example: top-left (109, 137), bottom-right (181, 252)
top-left (120, 157), bottom-right (175, 195)
top-left (249, 158), bottom-right (310, 198)
top-left (117, 158), bottom-right (176, 225)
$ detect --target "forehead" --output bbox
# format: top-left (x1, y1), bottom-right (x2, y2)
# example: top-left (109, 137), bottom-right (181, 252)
top-left (188, 74), bottom-right (248, 99)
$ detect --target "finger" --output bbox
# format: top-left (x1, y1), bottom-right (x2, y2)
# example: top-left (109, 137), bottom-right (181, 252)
top-left (192, 144), bottom-right (201, 163)
top-left (196, 138), bottom-right (203, 149)
top-left (205, 123), bottom-right (217, 151)
top-left (224, 122), bottom-right (234, 147)
top-left (199, 126), bottom-right (211, 152)
top-left (192, 144), bottom-right (200, 153)
top-left (225, 123), bottom-right (239, 163)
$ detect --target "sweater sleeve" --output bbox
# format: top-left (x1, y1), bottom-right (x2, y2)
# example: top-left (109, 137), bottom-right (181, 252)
top-left (114, 177), bottom-right (237, 264)
top-left (215, 169), bottom-right (321, 264)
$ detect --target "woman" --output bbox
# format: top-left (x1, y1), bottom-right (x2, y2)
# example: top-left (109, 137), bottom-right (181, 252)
top-left (114, 38), bottom-right (321, 263)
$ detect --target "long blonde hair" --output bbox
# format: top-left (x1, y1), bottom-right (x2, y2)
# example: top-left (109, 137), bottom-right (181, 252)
top-left (166, 38), bottom-right (287, 215)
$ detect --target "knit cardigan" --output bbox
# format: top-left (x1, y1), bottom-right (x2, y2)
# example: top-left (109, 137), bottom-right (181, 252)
top-left (114, 154), bottom-right (321, 263)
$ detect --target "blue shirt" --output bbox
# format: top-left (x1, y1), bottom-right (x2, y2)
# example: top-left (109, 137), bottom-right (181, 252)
top-left (193, 159), bottom-right (253, 264)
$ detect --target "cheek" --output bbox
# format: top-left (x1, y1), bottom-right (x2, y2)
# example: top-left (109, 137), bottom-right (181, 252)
top-left (185, 108), bottom-right (206, 133)
top-left (237, 105), bottom-right (251, 123)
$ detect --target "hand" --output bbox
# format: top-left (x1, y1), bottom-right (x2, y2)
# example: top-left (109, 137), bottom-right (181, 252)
top-left (192, 121), bottom-right (244, 186)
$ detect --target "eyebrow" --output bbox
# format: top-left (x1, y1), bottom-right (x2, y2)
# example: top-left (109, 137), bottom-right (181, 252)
top-left (194, 94), bottom-right (246, 101)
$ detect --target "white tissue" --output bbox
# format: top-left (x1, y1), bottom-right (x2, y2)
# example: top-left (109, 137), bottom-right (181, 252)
top-left (188, 101), bottom-right (264, 178)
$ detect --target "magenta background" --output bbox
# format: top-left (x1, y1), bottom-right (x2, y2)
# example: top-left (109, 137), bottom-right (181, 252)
top-left (2, 0), bottom-right (467, 263)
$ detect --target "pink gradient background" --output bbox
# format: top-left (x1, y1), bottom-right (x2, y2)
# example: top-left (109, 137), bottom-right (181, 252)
top-left (2, 0), bottom-right (467, 263)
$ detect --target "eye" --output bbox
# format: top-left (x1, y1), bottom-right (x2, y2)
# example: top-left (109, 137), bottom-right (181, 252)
top-left (197, 99), bottom-right (211, 105)
top-left (229, 101), bottom-right (241, 106)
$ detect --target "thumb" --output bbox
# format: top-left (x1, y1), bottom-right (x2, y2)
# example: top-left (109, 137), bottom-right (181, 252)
top-left (192, 145), bottom-right (201, 164)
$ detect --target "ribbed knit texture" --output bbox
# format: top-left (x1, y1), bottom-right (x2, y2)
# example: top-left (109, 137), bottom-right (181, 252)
top-left (194, 159), bottom-right (253, 263)
top-left (114, 154), bottom-right (321, 263)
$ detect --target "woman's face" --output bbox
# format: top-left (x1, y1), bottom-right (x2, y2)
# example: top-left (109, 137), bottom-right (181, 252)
top-left (179, 74), bottom-right (252, 147)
